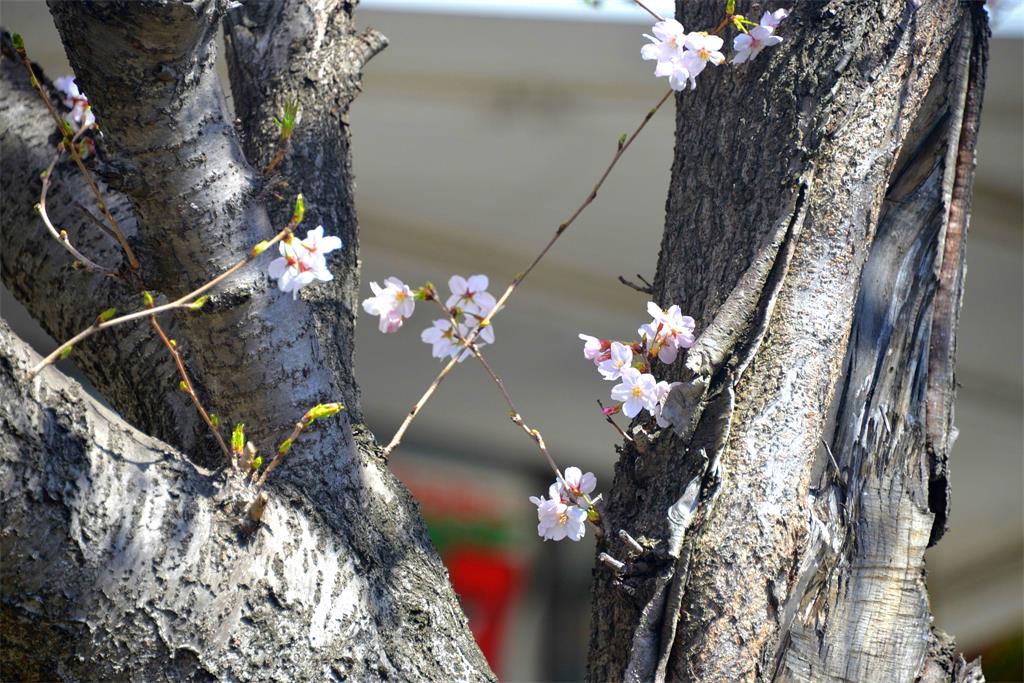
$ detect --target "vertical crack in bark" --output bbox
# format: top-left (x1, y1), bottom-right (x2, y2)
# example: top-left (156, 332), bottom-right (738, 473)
top-left (773, 8), bottom-right (988, 681)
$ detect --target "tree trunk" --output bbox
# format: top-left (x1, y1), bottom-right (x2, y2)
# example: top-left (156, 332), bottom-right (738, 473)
top-left (588, 1), bottom-right (988, 682)
top-left (1, 0), bottom-right (992, 679)
top-left (0, 0), bottom-right (492, 679)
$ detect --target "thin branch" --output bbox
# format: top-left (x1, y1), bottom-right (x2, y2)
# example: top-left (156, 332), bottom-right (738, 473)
top-left (618, 273), bottom-right (654, 294)
top-left (263, 145), bottom-right (289, 177)
top-left (383, 89), bottom-right (673, 456)
top-left (252, 420), bottom-right (304, 493)
top-left (427, 294), bottom-right (562, 479)
top-left (74, 200), bottom-right (119, 243)
top-left (29, 224), bottom-right (296, 376)
top-left (14, 42), bottom-right (140, 271)
top-left (598, 400), bottom-right (634, 442)
top-left (633, 0), bottom-right (665, 22)
top-left (149, 315), bottom-right (233, 464)
top-left (36, 145), bottom-right (117, 274)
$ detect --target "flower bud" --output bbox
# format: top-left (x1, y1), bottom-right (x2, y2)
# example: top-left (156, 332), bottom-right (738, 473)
top-left (232, 423), bottom-right (245, 455)
top-left (188, 295), bottom-right (210, 311)
top-left (142, 290), bottom-right (154, 308)
top-left (178, 380), bottom-right (189, 392)
top-left (291, 193), bottom-right (305, 225)
top-left (250, 240), bottom-right (271, 257)
top-left (306, 402), bottom-right (345, 423)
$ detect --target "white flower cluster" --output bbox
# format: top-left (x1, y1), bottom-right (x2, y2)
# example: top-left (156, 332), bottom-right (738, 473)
top-left (640, 9), bottom-right (789, 91)
top-left (422, 275), bottom-right (497, 362)
top-left (363, 277), bottom-right (416, 333)
top-left (268, 226), bottom-right (343, 299)
top-left (580, 302), bottom-right (695, 427)
top-left (732, 9), bottom-right (789, 64)
top-left (53, 75), bottom-right (96, 132)
top-left (529, 467), bottom-right (596, 542)
top-left (361, 274), bottom-right (498, 360)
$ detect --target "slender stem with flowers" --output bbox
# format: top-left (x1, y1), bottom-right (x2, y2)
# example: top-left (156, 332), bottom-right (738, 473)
top-left (29, 219), bottom-right (298, 376)
top-left (13, 37), bottom-right (140, 272)
top-left (382, 88), bottom-right (672, 456)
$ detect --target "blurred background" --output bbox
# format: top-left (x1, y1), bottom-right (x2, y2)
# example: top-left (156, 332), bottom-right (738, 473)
top-left (2, 0), bottom-right (1021, 680)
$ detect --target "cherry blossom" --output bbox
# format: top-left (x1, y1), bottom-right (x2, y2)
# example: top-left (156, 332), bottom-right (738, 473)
top-left (732, 9), bottom-right (788, 64)
top-left (268, 232), bottom-right (337, 300)
top-left (760, 8), bottom-right (790, 29)
top-left (421, 316), bottom-right (495, 363)
top-left (362, 276), bottom-right (415, 332)
top-left (579, 334), bottom-right (609, 363)
top-left (598, 341), bottom-right (634, 381)
top-left (530, 484), bottom-right (588, 542)
top-left (446, 274), bottom-right (496, 316)
top-left (299, 225), bottom-right (343, 260)
top-left (643, 301), bottom-right (696, 364)
top-left (421, 319), bottom-right (460, 359)
top-left (558, 466), bottom-right (597, 501)
top-left (610, 367), bottom-right (659, 418)
top-left (53, 75), bottom-right (95, 132)
top-left (640, 19), bottom-right (695, 91)
top-left (641, 19), bottom-right (685, 74)
top-left (680, 32), bottom-right (726, 88)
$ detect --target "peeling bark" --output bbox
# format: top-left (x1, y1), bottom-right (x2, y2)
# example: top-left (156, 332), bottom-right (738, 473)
top-left (588, 2), bottom-right (988, 681)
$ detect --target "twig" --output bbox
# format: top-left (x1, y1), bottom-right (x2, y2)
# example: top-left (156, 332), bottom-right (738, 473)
top-left (14, 42), bottom-right (140, 271)
top-left (30, 224), bottom-right (296, 375)
top-left (428, 294), bottom-right (562, 479)
top-left (633, 0), bottom-right (666, 22)
top-left (75, 200), bottom-right (119, 243)
top-left (618, 273), bottom-right (654, 294)
top-left (599, 552), bottom-right (626, 573)
top-left (252, 420), bottom-right (304, 493)
top-left (36, 145), bottom-right (116, 274)
top-left (263, 145), bottom-right (288, 177)
top-left (149, 315), bottom-right (233, 464)
top-left (598, 400), bottom-right (633, 442)
top-left (383, 89), bottom-right (673, 456)
top-left (618, 529), bottom-right (644, 555)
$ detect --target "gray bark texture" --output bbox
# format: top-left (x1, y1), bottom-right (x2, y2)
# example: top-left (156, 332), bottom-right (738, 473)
top-left (587, 1), bottom-right (989, 682)
top-left (0, 0), bottom-right (991, 679)
top-left (1, 0), bottom-right (492, 680)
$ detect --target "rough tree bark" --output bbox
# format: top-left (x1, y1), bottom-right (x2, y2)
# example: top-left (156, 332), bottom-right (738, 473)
top-left (0, 0), bottom-right (990, 680)
top-left (588, 1), bottom-right (988, 682)
top-left (1, 0), bottom-right (491, 679)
